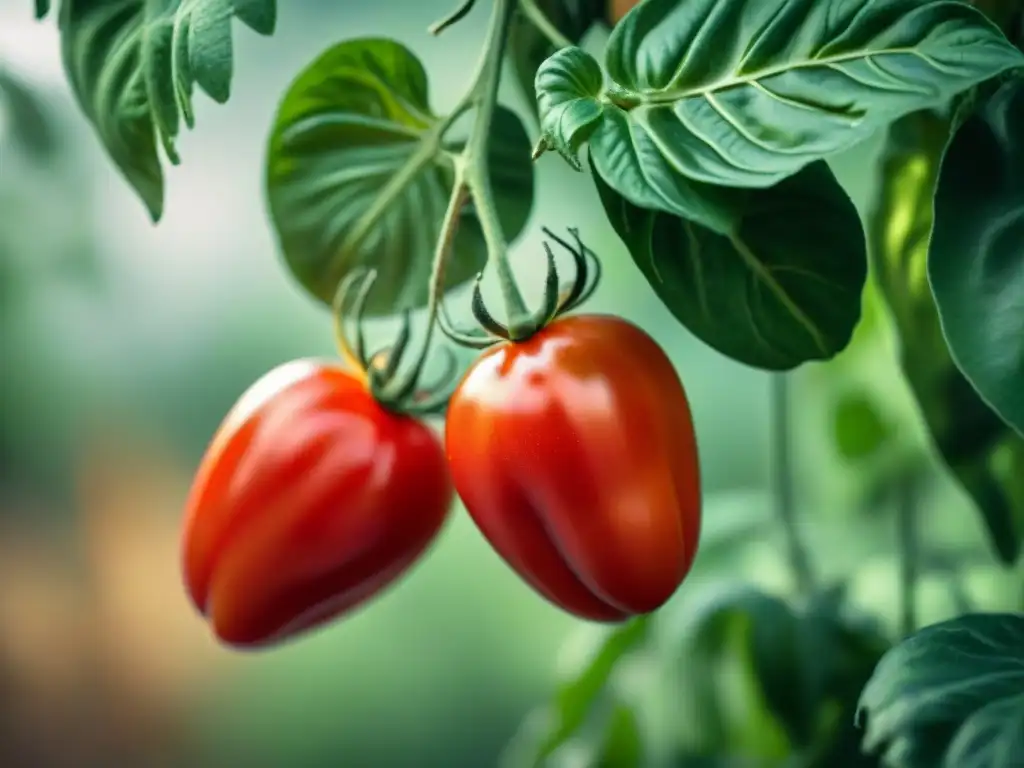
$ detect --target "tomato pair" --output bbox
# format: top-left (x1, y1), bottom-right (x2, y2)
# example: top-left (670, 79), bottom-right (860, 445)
top-left (181, 315), bottom-right (702, 648)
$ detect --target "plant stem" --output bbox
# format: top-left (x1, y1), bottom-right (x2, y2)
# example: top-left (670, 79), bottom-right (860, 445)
top-left (896, 474), bottom-right (919, 636)
top-left (770, 373), bottom-right (815, 595)
top-left (462, 0), bottom-right (531, 325)
top-left (381, 172), bottom-right (468, 403)
top-left (518, 0), bottom-right (574, 50)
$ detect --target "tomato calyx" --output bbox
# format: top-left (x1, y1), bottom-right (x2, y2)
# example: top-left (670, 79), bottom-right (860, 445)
top-left (439, 226), bottom-right (602, 348)
top-left (332, 268), bottom-right (458, 416)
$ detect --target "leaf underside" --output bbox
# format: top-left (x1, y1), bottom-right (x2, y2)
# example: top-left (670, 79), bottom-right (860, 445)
top-left (265, 38), bottom-right (534, 315)
top-left (58, 0), bottom-right (277, 220)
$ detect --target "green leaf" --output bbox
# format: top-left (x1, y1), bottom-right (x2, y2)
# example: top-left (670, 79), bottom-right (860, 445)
top-left (677, 584), bottom-right (888, 763)
top-left (681, 584), bottom-right (798, 755)
top-left (832, 392), bottom-right (893, 462)
top-left (594, 159), bottom-right (867, 370)
top-left (58, 0), bottom-right (277, 221)
top-left (532, 618), bottom-right (651, 761)
top-left (535, 0), bottom-right (1023, 227)
top-left (870, 111), bottom-right (1024, 564)
top-left (857, 613), bottom-right (1024, 768)
top-left (508, 0), bottom-right (605, 121)
top-left (930, 80), bottom-right (1024, 439)
top-left (35, 0), bottom-right (51, 20)
top-left (944, 693), bottom-right (1024, 768)
top-left (265, 38), bottom-right (534, 315)
top-left (0, 69), bottom-right (57, 159)
top-left (596, 704), bottom-right (643, 768)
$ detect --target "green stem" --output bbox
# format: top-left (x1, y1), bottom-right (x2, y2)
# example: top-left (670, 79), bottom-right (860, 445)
top-left (376, 0), bottom-right (528, 407)
top-left (380, 170), bottom-right (468, 404)
top-left (518, 0), bottom-right (573, 50)
top-left (462, 0), bottom-right (531, 325)
top-left (896, 474), bottom-right (919, 637)
top-left (770, 373), bottom-right (815, 595)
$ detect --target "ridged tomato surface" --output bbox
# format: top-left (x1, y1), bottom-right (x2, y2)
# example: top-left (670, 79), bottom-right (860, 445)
top-left (445, 315), bottom-right (701, 621)
top-left (182, 360), bottom-right (452, 648)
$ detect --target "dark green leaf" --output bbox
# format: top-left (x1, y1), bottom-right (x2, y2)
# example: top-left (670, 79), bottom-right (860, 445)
top-left (265, 38), bottom-right (534, 315)
top-left (596, 704), bottom-right (643, 768)
top-left (832, 392), bottom-right (892, 462)
top-left (35, 0), bottom-right (51, 20)
top-left (930, 79), bottom-right (1024, 439)
top-left (681, 584), bottom-right (798, 753)
top-left (533, 618), bottom-right (650, 761)
top-left (857, 613), bottom-right (1024, 768)
top-left (870, 111), bottom-right (1024, 564)
top-left (536, 0), bottom-right (1023, 227)
top-left (676, 584), bottom-right (888, 763)
top-left (508, 0), bottom-right (605, 121)
top-left (943, 693), bottom-right (1024, 768)
top-left (59, 0), bottom-right (277, 220)
top-left (594, 159), bottom-right (867, 370)
top-left (0, 69), bottom-right (57, 159)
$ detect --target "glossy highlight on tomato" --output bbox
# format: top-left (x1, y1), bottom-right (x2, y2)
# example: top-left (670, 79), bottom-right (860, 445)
top-left (445, 315), bottom-right (702, 621)
top-left (181, 360), bottom-right (452, 648)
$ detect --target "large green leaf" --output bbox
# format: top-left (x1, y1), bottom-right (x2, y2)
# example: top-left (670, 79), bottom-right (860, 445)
top-left (535, 0), bottom-right (1023, 230)
top-left (857, 613), bottom-right (1024, 768)
top-left (265, 38), bottom-right (534, 315)
top-left (594, 159), bottom-right (867, 370)
top-left (870, 111), bottom-right (1024, 564)
top-left (929, 80), bottom-right (1024, 439)
top-left (508, 0), bottom-right (605, 121)
top-left (58, 0), bottom-right (276, 220)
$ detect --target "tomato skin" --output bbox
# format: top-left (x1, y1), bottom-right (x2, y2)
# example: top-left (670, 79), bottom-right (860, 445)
top-left (181, 360), bottom-right (452, 648)
top-left (445, 315), bottom-right (701, 621)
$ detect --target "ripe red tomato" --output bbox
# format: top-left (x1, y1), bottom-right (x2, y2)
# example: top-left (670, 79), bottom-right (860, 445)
top-left (445, 315), bottom-right (701, 621)
top-left (181, 360), bottom-right (452, 648)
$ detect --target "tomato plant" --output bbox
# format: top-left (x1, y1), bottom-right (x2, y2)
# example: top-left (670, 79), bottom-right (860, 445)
top-left (446, 312), bottom-right (701, 621)
top-left (19, 0), bottom-right (1024, 764)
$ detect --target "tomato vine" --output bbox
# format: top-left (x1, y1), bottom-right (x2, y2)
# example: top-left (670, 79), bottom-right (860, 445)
top-left (18, 0), bottom-right (1024, 765)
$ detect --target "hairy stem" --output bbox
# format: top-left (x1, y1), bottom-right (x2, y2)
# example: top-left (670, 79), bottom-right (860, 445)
top-left (770, 373), bottom-right (815, 595)
top-left (369, 0), bottom-right (529, 408)
top-left (381, 171), bottom-right (469, 404)
top-left (896, 474), bottom-right (920, 636)
top-left (462, 0), bottom-right (531, 324)
top-left (518, 0), bottom-right (574, 50)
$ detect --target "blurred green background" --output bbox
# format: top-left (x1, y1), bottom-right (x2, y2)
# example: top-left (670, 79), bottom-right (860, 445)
top-left (0, 2), bottom-right (1016, 766)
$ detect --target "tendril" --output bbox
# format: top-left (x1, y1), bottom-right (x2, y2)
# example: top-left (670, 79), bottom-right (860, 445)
top-left (428, 0), bottom-right (477, 35)
top-left (332, 267), bottom-right (377, 381)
